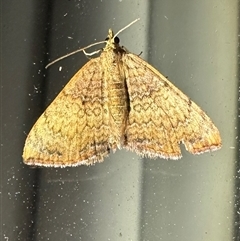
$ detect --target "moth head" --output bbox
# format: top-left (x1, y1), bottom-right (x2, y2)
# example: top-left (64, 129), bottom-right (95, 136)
top-left (107, 29), bottom-right (114, 40)
top-left (105, 29), bottom-right (120, 50)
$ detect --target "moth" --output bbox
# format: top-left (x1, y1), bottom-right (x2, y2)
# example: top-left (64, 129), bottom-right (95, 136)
top-left (23, 19), bottom-right (221, 167)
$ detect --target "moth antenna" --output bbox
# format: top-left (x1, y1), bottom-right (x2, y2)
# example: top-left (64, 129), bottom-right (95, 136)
top-left (45, 40), bottom-right (106, 69)
top-left (113, 18), bottom-right (140, 39)
top-left (45, 18), bottom-right (140, 69)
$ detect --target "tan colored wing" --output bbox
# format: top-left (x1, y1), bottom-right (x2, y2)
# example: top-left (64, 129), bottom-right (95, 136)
top-left (122, 53), bottom-right (221, 159)
top-left (23, 58), bottom-right (111, 167)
